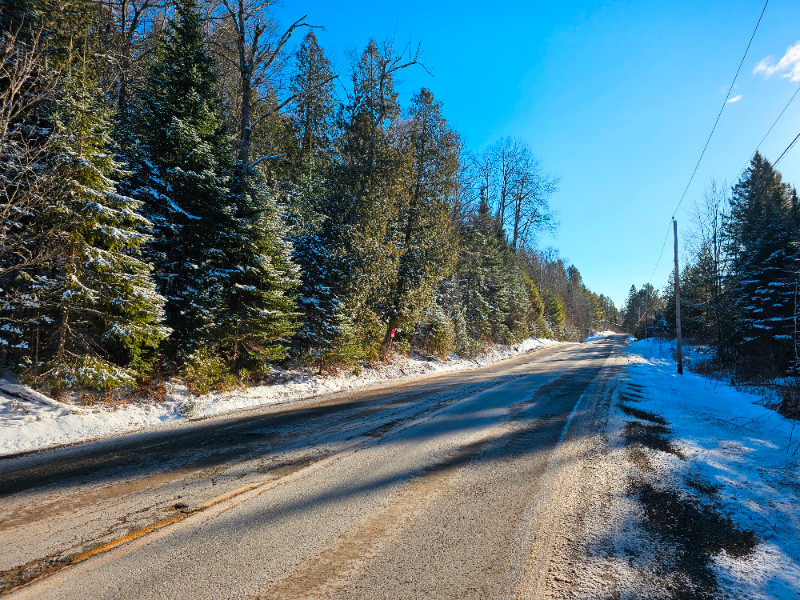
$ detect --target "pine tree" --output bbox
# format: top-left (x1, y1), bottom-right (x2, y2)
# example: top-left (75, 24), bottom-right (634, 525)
top-left (544, 291), bottom-right (565, 339)
top-left (380, 88), bottom-right (459, 356)
top-left (726, 153), bottom-right (800, 372)
top-left (11, 63), bottom-right (167, 396)
top-left (287, 32), bottom-right (336, 173)
top-left (127, 0), bottom-right (233, 360)
top-left (597, 294), bottom-right (619, 324)
top-left (284, 32), bottom-right (344, 366)
top-left (454, 195), bottom-right (537, 345)
top-left (621, 285), bottom-right (640, 333)
top-left (327, 39), bottom-right (409, 359)
top-left (214, 176), bottom-right (299, 373)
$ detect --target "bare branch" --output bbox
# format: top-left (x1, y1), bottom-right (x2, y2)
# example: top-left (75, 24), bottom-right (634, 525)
top-left (250, 73), bottom-right (337, 131)
top-left (249, 153), bottom-right (284, 169)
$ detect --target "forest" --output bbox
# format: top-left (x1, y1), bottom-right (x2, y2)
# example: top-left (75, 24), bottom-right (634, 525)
top-left (0, 0), bottom-right (616, 398)
top-left (621, 154), bottom-right (800, 417)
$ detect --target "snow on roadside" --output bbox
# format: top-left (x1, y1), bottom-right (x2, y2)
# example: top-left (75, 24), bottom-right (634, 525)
top-left (626, 337), bottom-right (800, 599)
top-left (0, 337), bottom-right (565, 457)
top-left (585, 329), bottom-right (618, 342)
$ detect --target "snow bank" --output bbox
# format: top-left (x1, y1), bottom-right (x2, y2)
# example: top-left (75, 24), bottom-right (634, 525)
top-left (585, 330), bottom-right (618, 342)
top-left (627, 338), bottom-right (800, 599)
top-left (0, 337), bottom-right (563, 457)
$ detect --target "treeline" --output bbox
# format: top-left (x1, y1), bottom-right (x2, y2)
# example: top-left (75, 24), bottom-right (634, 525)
top-left (623, 154), bottom-right (800, 412)
top-left (0, 0), bottom-right (612, 397)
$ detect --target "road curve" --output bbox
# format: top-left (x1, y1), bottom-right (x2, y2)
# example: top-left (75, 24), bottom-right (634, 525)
top-left (1, 336), bottom-right (624, 599)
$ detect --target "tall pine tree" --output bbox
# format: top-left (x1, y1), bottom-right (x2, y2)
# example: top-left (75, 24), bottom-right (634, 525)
top-left (127, 0), bottom-right (233, 361)
top-left (284, 32), bottom-right (344, 366)
top-left (379, 88), bottom-right (459, 356)
top-left (12, 57), bottom-right (167, 396)
top-left (726, 153), bottom-right (800, 372)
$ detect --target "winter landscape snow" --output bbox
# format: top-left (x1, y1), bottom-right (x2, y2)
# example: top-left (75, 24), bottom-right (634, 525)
top-left (622, 337), bottom-right (800, 599)
top-left (0, 337), bottom-right (562, 457)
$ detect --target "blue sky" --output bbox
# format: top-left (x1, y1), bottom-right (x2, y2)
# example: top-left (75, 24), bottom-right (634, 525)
top-left (275, 0), bottom-right (800, 307)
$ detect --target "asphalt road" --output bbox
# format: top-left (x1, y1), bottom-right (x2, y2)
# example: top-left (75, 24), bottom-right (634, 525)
top-left (0, 336), bottom-right (624, 599)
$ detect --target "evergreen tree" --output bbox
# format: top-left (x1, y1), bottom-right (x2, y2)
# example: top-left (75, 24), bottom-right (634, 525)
top-left (284, 32), bottom-right (344, 366)
top-left (453, 195), bottom-right (539, 345)
top-left (214, 175), bottom-right (299, 373)
top-left (621, 285), bottom-right (640, 333)
top-left (544, 291), bottom-right (565, 339)
top-left (596, 295), bottom-right (619, 324)
top-left (287, 32), bottom-right (337, 172)
top-left (380, 88), bottom-right (459, 356)
top-left (725, 153), bottom-right (800, 372)
top-left (127, 0), bottom-right (233, 360)
top-left (11, 63), bottom-right (167, 396)
top-left (126, 0), bottom-right (299, 372)
top-left (663, 251), bottom-right (717, 341)
top-left (328, 39), bottom-right (409, 359)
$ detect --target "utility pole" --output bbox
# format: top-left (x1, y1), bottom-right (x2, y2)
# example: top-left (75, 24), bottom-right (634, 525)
top-left (674, 218), bottom-right (683, 374)
top-left (644, 285), bottom-right (649, 339)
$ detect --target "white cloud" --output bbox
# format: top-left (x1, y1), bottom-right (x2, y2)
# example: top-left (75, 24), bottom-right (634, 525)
top-left (726, 94), bottom-right (743, 103)
top-left (754, 41), bottom-right (800, 82)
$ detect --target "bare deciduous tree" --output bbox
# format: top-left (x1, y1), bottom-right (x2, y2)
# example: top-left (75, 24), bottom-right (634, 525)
top-left (211, 0), bottom-right (313, 174)
top-left (0, 28), bottom-right (55, 275)
top-left (473, 137), bottom-right (558, 251)
top-left (101, 0), bottom-right (170, 113)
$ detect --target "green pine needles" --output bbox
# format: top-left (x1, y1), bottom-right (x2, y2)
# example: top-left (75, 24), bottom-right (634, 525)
top-left (0, 1), bottom-right (609, 400)
top-left (16, 63), bottom-right (168, 395)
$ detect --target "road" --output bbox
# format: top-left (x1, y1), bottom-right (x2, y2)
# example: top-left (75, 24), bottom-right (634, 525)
top-left (0, 336), bottom-right (624, 599)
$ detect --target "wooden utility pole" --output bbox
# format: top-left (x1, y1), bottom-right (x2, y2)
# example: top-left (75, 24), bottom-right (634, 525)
top-left (673, 218), bottom-right (683, 374)
top-left (644, 285), bottom-right (649, 339)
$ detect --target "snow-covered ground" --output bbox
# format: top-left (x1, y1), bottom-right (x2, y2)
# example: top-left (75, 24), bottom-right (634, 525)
top-left (0, 337), bottom-right (564, 457)
top-left (585, 329), bottom-right (618, 342)
top-left (626, 337), bottom-right (800, 598)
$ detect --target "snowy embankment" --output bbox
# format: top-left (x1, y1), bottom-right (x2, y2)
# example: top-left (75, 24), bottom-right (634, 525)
top-left (0, 337), bottom-right (564, 457)
top-left (626, 338), bottom-right (800, 598)
top-left (585, 329), bottom-right (618, 342)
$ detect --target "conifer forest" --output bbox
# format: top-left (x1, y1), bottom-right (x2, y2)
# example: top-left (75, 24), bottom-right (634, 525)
top-left (622, 154), bottom-right (800, 417)
top-left (4, 3), bottom-right (800, 598)
top-left (0, 0), bottom-right (616, 399)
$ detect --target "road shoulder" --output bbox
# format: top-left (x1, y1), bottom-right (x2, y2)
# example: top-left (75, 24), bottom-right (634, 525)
top-left (540, 338), bottom-right (800, 600)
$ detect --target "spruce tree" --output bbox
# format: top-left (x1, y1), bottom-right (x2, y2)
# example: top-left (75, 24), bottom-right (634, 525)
top-left (726, 153), bottom-right (800, 372)
top-left (214, 176), bottom-right (299, 373)
top-left (127, 0), bottom-right (233, 360)
top-left (284, 32), bottom-right (344, 366)
top-left (454, 195), bottom-right (529, 344)
top-left (12, 64), bottom-right (167, 396)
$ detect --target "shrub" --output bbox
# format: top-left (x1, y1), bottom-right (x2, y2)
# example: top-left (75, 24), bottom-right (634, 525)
top-left (418, 309), bottom-right (456, 359)
top-left (182, 348), bottom-right (236, 396)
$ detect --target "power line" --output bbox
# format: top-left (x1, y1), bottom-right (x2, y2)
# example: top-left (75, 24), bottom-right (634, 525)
top-left (670, 0), bottom-right (770, 219)
top-left (642, 0), bottom-right (770, 294)
top-left (744, 128), bottom-right (800, 195)
top-left (733, 81), bottom-right (800, 184)
top-left (773, 130), bottom-right (800, 168)
top-left (647, 222), bottom-right (672, 285)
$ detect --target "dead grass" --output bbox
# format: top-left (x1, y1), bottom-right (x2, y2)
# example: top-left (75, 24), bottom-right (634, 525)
top-left (685, 476), bottom-right (720, 498)
top-left (688, 359), bottom-right (716, 377)
top-left (619, 403), bottom-right (667, 425)
top-left (634, 480), bottom-right (758, 600)
top-left (623, 421), bottom-right (686, 458)
top-left (626, 446), bottom-right (653, 472)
